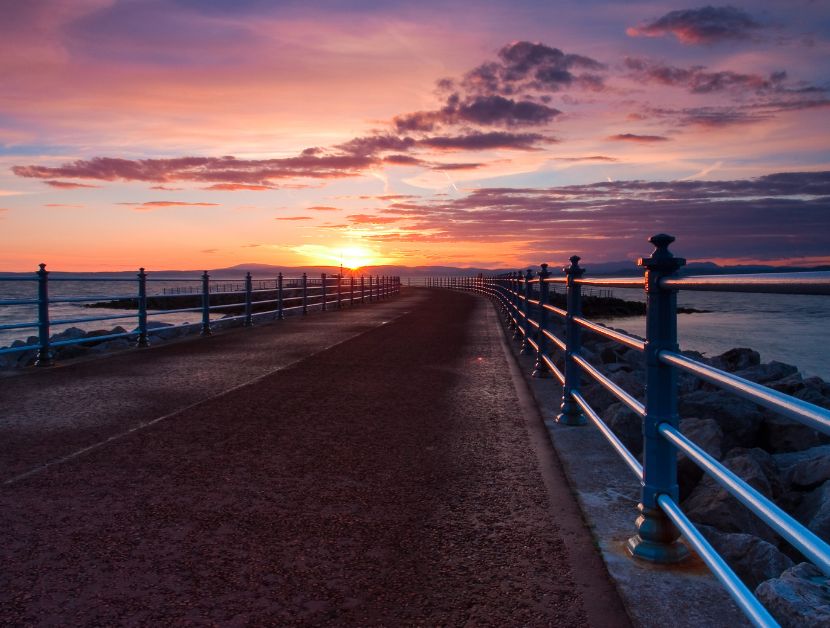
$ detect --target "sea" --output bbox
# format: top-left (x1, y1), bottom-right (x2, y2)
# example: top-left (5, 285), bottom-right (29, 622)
top-left (2, 272), bottom-right (830, 381)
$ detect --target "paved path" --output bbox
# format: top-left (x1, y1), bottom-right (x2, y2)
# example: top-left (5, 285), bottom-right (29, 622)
top-left (1, 289), bottom-right (629, 626)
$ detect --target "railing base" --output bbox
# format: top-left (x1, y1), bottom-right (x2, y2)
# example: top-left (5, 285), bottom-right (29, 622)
top-left (34, 351), bottom-right (53, 367)
top-left (627, 503), bottom-right (689, 564)
top-left (557, 397), bottom-right (586, 425)
top-left (532, 359), bottom-right (551, 378)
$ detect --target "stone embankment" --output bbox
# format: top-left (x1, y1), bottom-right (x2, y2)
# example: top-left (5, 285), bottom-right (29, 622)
top-left (570, 326), bottom-right (830, 627)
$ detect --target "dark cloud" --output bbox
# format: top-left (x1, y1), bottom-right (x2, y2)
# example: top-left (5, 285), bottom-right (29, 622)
top-left (458, 41), bottom-right (606, 96)
top-left (382, 154), bottom-right (425, 166)
top-left (394, 95), bottom-right (560, 132)
top-left (13, 154), bottom-right (378, 185)
top-left (336, 134), bottom-right (416, 156)
top-left (359, 171), bottom-right (830, 262)
top-left (429, 162), bottom-right (483, 171)
top-left (607, 133), bottom-right (669, 142)
top-left (624, 58), bottom-right (782, 94)
top-left (419, 131), bottom-right (550, 151)
top-left (627, 6), bottom-right (763, 44)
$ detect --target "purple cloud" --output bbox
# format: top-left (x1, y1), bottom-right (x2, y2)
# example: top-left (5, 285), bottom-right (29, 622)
top-left (627, 6), bottom-right (763, 44)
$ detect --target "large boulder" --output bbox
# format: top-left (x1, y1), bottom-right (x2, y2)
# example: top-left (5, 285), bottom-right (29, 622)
top-left (50, 326), bottom-right (87, 342)
top-left (755, 562), bottom-right (830, 628)
top-left (734, 361), bottom-right (799, 385)
top-left (682, 448), bottom-right (782, 543)
top-left (602, 402), bottom-right (642, 458)
top-left (677, 417), bottom-right (724, 500)
top-left (711, 347), bottom-right (761, 372)
top-left (760, 413), bottom-right (827, 454)
top-left (795, 480), bottom-right (830, 541)
top-left (774, 446), bottom-right (830, 490)
top-left (698, 525), bottom-right (794, 589)
top-left (679, 390), bottom-right (764, 451)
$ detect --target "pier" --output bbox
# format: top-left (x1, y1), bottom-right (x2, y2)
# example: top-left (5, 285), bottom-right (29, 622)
top-left (0, 288), bottom-right (627, 626)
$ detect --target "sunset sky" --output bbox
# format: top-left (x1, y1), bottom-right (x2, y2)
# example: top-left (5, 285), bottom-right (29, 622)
top-left (1, 1), bottom-right (828, 271)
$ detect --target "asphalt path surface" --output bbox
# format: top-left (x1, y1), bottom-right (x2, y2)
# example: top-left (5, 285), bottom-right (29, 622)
top-left (1, 288), bottom-right (629, 626)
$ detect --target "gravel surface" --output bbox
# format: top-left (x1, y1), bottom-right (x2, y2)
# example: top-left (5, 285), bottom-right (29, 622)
top-left (1, 289), bottom-right (626, 626)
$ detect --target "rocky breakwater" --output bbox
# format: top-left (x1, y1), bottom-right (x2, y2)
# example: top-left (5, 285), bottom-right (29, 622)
top-left (576, 332), bottom-right (830, 627)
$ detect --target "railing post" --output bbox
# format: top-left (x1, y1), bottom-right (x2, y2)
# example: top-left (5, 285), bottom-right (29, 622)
top-left (627, 234), bottom-right (689, 564)
top-left (302, 272), bottom-right (308, 315)
top-left (137, 267), bottom-right (149, 347)
top-left (35, 263), bottom-right (52, 366)
top-left (511, 272), bottom-right (522, 338)
top-left (532, 263), bottom-right (551, 377)
top-left (244, 271), bottom-right (253, 326)
top-left (277, 273), bottom-right (284, 320)
top-left (376, 275), bottom-right (380, 301)
top-left (321, 273), bottom-right (327, 311)
top-left (350, 276), bottom-right (355, 306)
top-left (557, 256), bottom-right (586, 425)
top-left (361, 276), bottom-right (365, 303)
top-left (337, 273), bottom-right (342, 309)
top-left (520, 269), bottom-right (534, 354)
top-left (200, 271), bottom-right (212, 336)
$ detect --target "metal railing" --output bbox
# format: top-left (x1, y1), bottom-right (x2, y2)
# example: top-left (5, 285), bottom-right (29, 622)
top-left (0, 267), bottom-right (401, 366)
top-left (433, 234), bottom-right (830, 628)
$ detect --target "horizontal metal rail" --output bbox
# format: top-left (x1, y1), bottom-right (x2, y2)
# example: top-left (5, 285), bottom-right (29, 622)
top-left (573, 316), bottom-right (645, 351)
top-left (572, 354), bottom-right (645, 417)
top-left (576, 277), bottom-right (642, 289)
top-left (661, 351), bottom-right (830, 436)
top-left (661, 272), bottom-right (830, 295)
top-left (0, 321), bottom-right (39, 332)
top-left (659, 423), bottom-right (830, 575)
top-left (657, 495), bottom-right (778, 628)
top-left (572, 391), bottom-right (643, 480)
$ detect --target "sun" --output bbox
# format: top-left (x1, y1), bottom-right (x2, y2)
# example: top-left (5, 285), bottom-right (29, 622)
top-left (339, 246), bottom-right (376, 270)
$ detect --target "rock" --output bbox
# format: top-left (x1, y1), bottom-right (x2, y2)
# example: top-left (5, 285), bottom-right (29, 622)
top-left (50, 326), bottom-right (87, 342)
top-left (760, 413), bottom-right (826, 454)
top-left (774, 446), bottom-right (830, 490)
top-left (755, 562), bottom-right (830, 628)
top-left (678, 418), bottom-right (724, 500)
top-left (734, 361), bottom-right (799, 385)
top-left (711, 347), bottom-right (761, 372)
top-left (606, 362), bottom-right (632, 374)
top-left (682, 448), bottom-right (782, 542)
top-left (795, 480), bottom-right (830, 541)
top-left (792, 387), bottom-right (830, 411)
top-left (89, 338), bottom-right (131, 353)
top-left (804, 377), bottom-right (830, 398)
top-left (698, 525), bottom-right (794, 589)
top-left (768, 373), bottom-right (806, 395)
top-left (679, 390), bottom-right (764, 451)
top-left (602, 402), bottom-right (642, 457)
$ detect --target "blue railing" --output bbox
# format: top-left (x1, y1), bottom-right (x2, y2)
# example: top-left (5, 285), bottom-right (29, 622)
top-left (435, 234), bottom-right (830, 628)
top-left (0, 267), bottom-right (400, 367)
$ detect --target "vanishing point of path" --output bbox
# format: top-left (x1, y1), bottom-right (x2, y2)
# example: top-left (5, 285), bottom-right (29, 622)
top-left (1, 289), bottom-right (630, 626)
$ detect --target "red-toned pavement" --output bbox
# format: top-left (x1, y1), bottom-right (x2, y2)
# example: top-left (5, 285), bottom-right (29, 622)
top-left (1, 289), bottom-right (629, 626)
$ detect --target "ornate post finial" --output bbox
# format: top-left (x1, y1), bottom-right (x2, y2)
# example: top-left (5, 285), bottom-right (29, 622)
top-left (639, 233), bottom-right (686, 271)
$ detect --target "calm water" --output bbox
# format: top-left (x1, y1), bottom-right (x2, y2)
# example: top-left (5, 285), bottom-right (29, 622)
top-left (3, 273), bottom-right (830, 380)
top-left (593, 284), bottom-right (830, 381)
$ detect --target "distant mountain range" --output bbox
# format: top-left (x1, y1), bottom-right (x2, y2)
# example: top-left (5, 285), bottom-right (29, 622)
top-left (3, 261), bottom-right (829, 278)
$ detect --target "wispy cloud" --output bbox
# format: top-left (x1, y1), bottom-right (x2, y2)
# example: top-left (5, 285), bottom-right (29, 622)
top-left (275, 216), bottom-right (313, 220)
top-left (119, 201), bottom-right (221, 211)
top-left (43, 180), bottom-right (100, 189)
top-left (607, 133), bottom-right (669, 142)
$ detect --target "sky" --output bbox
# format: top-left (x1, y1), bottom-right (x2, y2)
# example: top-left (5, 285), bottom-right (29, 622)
top-left (1, 0), bottom-right (829, 271)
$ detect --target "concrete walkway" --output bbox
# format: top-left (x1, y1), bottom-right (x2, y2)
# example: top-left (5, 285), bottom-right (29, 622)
top-left (1, 289), bottom-right (629, 626)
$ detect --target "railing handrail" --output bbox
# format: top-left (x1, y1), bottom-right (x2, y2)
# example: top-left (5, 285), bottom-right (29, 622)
top-left (0, 267), bottom-right (401, 362)
top-left (431, 236), bottom-right (830, 628)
